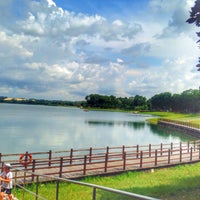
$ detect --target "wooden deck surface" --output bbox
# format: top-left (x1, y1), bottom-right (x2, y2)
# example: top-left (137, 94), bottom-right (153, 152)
top-left (10, 142), bottom-right (200, 184)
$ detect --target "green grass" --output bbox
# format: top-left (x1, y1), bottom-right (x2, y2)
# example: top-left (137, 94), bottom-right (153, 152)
top-left (13, 163), bottom-right (200, 200)
top-left (142, 111), bottom-right (200, 125)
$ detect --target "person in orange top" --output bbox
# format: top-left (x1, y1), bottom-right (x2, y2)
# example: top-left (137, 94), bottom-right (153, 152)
top-left (0, 163), bottom-right (13, 200)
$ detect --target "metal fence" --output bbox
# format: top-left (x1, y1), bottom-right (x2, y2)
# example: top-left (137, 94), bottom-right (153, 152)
top-left (13, 168), bottom-right (160, 200)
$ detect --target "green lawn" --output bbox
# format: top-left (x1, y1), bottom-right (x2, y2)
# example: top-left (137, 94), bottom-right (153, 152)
top-left (14, 162), bottom-right (200, 200)
top-left (142, 111), bottom-right (200, 125)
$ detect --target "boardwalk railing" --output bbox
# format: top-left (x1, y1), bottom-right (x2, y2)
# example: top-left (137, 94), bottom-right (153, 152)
top-left (158, 118), bottom-right (200, 130)
top-left (1, 141), bottom-right (200, 182)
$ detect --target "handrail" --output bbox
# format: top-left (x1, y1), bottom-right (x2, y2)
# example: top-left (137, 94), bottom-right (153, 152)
top-left (159, 119), bottom-right (200, 130)
top-left (1, 140), bottom-right (200, 163)
top-left (13, 168), bottom-right (160, 200)
top-left (15, 183), bottom-right (46, 200)
top-left (1, 141), bottom-right (199, 182)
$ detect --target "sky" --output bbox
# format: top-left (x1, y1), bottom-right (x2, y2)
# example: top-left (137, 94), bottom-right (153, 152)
top-left (0, 0), bottom-right (199, 101)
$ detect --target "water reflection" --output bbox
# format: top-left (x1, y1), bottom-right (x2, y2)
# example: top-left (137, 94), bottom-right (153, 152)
top-left (0, 104), bottom-right (196, 154)
top-left (85, 120), bottom-right (145, 130)
top-left (148, 124), bottom-right (195, 141)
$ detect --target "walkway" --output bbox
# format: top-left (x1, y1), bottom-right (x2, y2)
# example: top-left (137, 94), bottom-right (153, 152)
top-left (0, 140), bottom-right (199, 183)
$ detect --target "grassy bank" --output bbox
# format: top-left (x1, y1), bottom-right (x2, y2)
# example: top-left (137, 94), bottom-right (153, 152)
top-left (14, 162), bottom-right (200, 200)
top-left (84, 109), bottom-right (200, 125)
top-left (142, 111), bottom-right (200, 125)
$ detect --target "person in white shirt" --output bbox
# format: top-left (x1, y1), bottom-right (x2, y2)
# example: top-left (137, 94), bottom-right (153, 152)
top-left (0, 163), bottom-right (13, 200)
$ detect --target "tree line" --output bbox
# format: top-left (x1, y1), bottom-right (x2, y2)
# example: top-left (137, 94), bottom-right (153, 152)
top-left (85, 89), bottom-right (200, 113)
top-left (0, 97), bottom-right (83, 107)
top-left (1, 88), bottom-right (200, 113)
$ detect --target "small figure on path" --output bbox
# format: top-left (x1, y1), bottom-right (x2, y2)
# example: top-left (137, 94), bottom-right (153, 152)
top-left (0, 163), bottom-right (13, 200)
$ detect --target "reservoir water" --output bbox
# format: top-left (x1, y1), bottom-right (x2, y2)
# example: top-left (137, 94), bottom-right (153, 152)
top-left (0, 103), bottom-right (194, 154)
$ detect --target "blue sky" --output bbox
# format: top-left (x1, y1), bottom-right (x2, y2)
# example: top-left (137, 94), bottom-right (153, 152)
top-left (55, 0), bottom-right (149, 19)
top-left (0, 0), bottom-right (199, 100)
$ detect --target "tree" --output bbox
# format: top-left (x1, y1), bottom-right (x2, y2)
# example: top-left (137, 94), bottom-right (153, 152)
top-left (186, 0), bottom-right (200, 71)
top-left (171, 93), bottom-right (182, 112)
top-left (180, 89), bottom-right (200, 112)
top-left (133, 95), bottom-right (147, 111)
top-left (150, 92), bottom-right (172, 111)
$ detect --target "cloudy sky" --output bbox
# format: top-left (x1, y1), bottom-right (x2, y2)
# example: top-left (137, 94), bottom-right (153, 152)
top-left (0, 0), bottom-right (199, 101)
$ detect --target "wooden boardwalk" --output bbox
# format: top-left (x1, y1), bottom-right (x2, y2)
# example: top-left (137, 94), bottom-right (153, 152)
top-left (0, 139), bottom-right (200, 184)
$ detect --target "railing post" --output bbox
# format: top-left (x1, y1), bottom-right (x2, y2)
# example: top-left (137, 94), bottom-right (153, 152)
top-left (92, 187), bottom-right (96, 200)
top-left (104, 153), bottom-right (108, 173)
top-left (83, 155), bottom-right (87, 175)
top-left (155, 150), bottom-right (157, 166)
top-left (0, 163), bottom-right (3, 183)
top-left (57, 162), bottom-right (62, 200)
top-left (36, 175), bottom-right (39, 200)
top-left (1, 162), bottom-right (3, 172)
top-left (48, 150), bottom-right (52, 166)
top-left (0, 153), bottom-right (2, 164)
top-left (89, 147), bottom-right (92, 163)
top-left (190, 147), bottom-right (193, 161)
top-left (106, 146), bottom-right (109, 155)
top-left (14, 170), bottom-right (17, 198)
top-left (22, 171), bottom-right (26, 200)
top-left (168, 149), bottom-right (170, 164)
top-left (171, 143), bottom-right (173, 155)
top-left (140, 151), bottom-right (143, 168)
top-left (187, 141), bottom-right (190, 153)
top-left (59, 157), bottom-right (63, 178)
top-left (122, 145), bottom-right (125, 155)
top-left (199, 146), bottom-right (200, 159)
top-left (160, 143), bottom-right (163, 156)
top-left (136, 145), bottom-right (139, 158)
top-left (25, 151), bottom-right (28, 169)
top-left (149, 144), bottom-right (151, 157)
top-left (123, 152), bottom-right (126, 170)
top-left (56, 180), bottom-right (59, 200)
top-left (180, 148), bottom-right (182, 163)
top-left (70, 148), bottom-right (73, 165)
top-left (32, 159), bottom-right (36, 182)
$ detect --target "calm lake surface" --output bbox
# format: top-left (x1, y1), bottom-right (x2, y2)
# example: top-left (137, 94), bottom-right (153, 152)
top-left (0, 103), bottom-right (195, 154)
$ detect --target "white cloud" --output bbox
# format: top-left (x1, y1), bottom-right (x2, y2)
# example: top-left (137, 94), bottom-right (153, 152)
top-left (0, 31), bottom-right (33, 58)
top-left (117, 58), bottom-right (123, 63)
top-left (0, 0), bottom-right (199, 100)
top-left (47, 0), bottom-right (56, 7)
